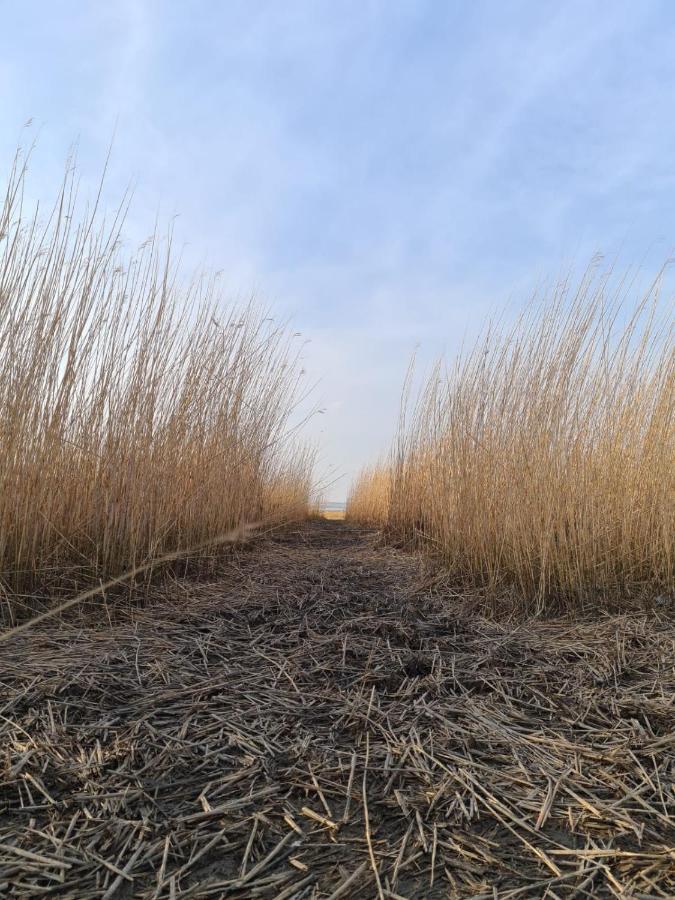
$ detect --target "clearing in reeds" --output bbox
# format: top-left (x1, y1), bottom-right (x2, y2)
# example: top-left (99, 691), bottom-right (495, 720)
top-left (348, 261), bottom-right (674, 614)
top-left (0, 149), bottom-right (313, 625)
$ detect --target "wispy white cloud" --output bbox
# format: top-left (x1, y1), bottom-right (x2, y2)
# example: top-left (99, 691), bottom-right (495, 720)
top-left (2, 0), bottom-right (675, 497)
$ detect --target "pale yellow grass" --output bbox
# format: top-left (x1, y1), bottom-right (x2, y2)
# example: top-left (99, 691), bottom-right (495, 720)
top-left (0, 149), bottom-right (313, 624)
top-left (346, 464), bottom-right (390, 527)
top-left (348, 262), bottom-right (674, 614)
top-left (321, 509), bottom-right (345, 520)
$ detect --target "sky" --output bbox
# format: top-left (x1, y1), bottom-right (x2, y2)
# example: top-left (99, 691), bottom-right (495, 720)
top-left (2, 0), bottom-right (675, 499)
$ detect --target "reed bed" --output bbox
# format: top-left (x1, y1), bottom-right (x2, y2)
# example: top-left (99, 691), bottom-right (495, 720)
top-left (0, 150), bottom-right (313, 625)
top-left (348, 262), bottom-right (674, 614)
top-left (346, 463), bottom-right (390, 526)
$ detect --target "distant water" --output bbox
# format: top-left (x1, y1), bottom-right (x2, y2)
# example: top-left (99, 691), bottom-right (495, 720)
top-left (323, 501), bottom-right (346, 511)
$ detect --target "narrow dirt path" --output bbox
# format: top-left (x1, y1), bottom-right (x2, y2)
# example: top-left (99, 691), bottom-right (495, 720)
top-left (1, 520), bottom-right (673, 897)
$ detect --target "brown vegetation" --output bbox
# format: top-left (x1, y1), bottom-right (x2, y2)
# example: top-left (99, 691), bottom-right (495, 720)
top-left (1, 519), bottom-right (672, 897)
top-left (348, 263), bottom-right (674, 614)
top-left (0, 150), bottom-right (313, 625)
top-left (346, 463), bottom-right (390, 527)
top-left (1, 147), bottom-right (672, 898)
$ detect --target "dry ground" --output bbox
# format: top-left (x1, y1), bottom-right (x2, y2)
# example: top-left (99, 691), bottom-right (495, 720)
top-left (0, 520), bottom-right (673, 898)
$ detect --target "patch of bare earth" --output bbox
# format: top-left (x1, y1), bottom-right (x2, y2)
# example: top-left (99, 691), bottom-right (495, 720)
top-left (1, 520), bottom-right (673, 898)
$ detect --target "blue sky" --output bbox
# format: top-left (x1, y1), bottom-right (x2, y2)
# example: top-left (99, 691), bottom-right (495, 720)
top-left (2, 1), bottom-right (675, 498)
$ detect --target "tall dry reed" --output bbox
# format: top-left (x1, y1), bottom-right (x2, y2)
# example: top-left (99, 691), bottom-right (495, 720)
top-left (345, 464), bottom-right (390, 526)
top-left (349, 261), bottom-right (674, 613)
top-left (0, 149), bottom-right (313, 623)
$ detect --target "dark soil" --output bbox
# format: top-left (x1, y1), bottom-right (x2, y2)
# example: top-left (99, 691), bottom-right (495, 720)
top-left (1, 519), bottom-right (673, 897)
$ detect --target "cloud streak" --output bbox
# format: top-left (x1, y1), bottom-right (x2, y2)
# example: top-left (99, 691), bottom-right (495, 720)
top-left (2, 0), bottom-right (675, 497)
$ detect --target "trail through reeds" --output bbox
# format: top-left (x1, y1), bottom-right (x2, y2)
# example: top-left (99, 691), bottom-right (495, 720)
top-left (1, 519), bottom-right (672, 897)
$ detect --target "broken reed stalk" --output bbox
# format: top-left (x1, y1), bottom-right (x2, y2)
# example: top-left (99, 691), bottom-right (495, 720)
top-left (0, 521), bottom-right (265, 643)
